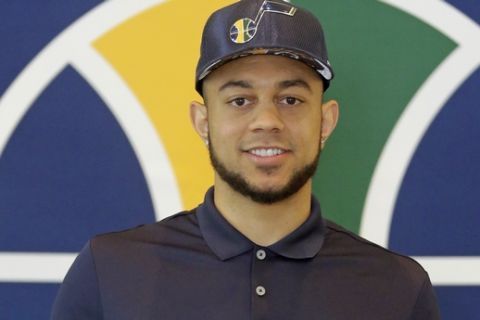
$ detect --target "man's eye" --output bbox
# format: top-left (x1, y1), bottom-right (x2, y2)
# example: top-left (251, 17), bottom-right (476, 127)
top-left (230, 97), bottom-right (247, 107)
top-left (281, 97), bottom-right (302, 105)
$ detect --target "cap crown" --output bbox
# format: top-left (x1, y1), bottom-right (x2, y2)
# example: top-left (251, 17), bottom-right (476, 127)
top-left (196, 0), bottom-right (333, 94)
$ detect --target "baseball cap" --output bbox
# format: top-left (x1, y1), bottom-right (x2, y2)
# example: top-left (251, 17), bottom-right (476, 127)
top-left (195, 0), bottom-right (334, 95)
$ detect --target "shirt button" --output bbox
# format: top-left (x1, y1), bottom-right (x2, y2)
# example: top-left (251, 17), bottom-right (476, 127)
top-left (256, 249), bottom-right (266, 260)
top-left (256, 285), bottom-right (266, 296)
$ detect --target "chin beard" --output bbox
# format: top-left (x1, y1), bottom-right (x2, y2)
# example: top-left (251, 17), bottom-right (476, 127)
top-left (208, 137), bottom-right (321, 204)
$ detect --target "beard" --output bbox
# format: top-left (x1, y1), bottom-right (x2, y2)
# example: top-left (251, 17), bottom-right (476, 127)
top-left (208, 136), bottom-right (321, 204)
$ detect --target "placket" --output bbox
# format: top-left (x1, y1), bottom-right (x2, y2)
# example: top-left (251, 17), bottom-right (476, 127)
top-left (251, 245), bottom-right (270, 320)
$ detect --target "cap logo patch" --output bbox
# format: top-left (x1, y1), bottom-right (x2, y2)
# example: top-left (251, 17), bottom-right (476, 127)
top-left (230, 18), bottom-right (257, 44)
top-left (230, 0), bottom-right (297, 44)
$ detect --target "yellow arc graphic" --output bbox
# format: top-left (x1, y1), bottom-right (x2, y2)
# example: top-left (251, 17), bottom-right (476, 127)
top-left (94, 0), bottom-right (236, 209)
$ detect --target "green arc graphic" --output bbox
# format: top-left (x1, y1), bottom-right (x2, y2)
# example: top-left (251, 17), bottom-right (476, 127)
top-left (294, 0), bottom-right (456, 232)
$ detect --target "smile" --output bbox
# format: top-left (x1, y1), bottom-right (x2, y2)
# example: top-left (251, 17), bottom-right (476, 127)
top-left (248, 148), bottom-right (286, 157)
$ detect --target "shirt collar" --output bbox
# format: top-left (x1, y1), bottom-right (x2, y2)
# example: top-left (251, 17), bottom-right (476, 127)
top-left (197, 187), bottom-right (326, 261)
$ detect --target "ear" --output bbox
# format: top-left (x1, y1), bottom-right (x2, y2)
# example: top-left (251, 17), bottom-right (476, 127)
top-left (320, 99), bottom-right (339, 147)
top-left (190, 100), bottom-right (209, 144)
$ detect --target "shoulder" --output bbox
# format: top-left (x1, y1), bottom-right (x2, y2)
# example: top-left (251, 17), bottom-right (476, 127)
top-left (90, 209), bottom-right (202, 254)
top-left (322, 219), bottom-right (429, 284)
top-left (320, 220), bottom-right (440, 318)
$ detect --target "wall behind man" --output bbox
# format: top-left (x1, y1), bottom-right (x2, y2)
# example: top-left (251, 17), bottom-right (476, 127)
top-left (0, 0), bottom-right (478, 319)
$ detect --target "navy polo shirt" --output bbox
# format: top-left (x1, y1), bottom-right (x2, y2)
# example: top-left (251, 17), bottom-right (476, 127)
top-left (52, 188), bottom-right (440, 319)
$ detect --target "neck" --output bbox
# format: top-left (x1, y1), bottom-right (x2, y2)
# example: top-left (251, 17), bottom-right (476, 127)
top-left (213, 178), bottom-right (312, 246)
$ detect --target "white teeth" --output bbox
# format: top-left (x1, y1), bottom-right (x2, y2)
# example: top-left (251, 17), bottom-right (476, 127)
top-left (249, 148), bottom-right (285, 157)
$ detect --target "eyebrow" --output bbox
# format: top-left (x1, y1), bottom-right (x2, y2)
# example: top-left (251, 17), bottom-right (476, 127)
top-left (217, 78), bottom-right (312, 93)
top-left (277, 79), bottom-right (312, 92)
top-left (218, 80), bottom-right (252, 92)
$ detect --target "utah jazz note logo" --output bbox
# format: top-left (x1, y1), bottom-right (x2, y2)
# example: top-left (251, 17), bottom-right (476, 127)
top-left (230, 0), bottom-right (297, 43)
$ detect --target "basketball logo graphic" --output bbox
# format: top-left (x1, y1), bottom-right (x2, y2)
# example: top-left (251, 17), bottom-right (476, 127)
top-left (229, 0), bottom-right (297, 44)
top-left (230, 18), bottom-right (257, 43)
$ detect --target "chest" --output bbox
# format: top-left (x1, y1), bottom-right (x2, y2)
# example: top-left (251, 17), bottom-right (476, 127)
top-left (96, 251), bottom-right (415, 320)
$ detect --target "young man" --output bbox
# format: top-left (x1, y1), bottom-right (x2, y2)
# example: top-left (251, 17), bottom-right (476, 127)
top-left (52, 0), bottom-right (441, 319)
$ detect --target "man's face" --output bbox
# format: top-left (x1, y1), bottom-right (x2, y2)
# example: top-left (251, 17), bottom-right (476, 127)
top-left (193, 55), bottom-right (337, 204)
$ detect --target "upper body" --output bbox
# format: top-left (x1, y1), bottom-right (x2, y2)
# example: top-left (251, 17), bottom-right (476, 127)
top-left (52, 189), bottom-right (439, 320)
top-left (52, 0), bottom-right (441, 318)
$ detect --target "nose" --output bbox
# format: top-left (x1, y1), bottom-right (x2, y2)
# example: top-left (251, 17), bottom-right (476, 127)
top-left (248, 102), bottom-right (285, 132)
